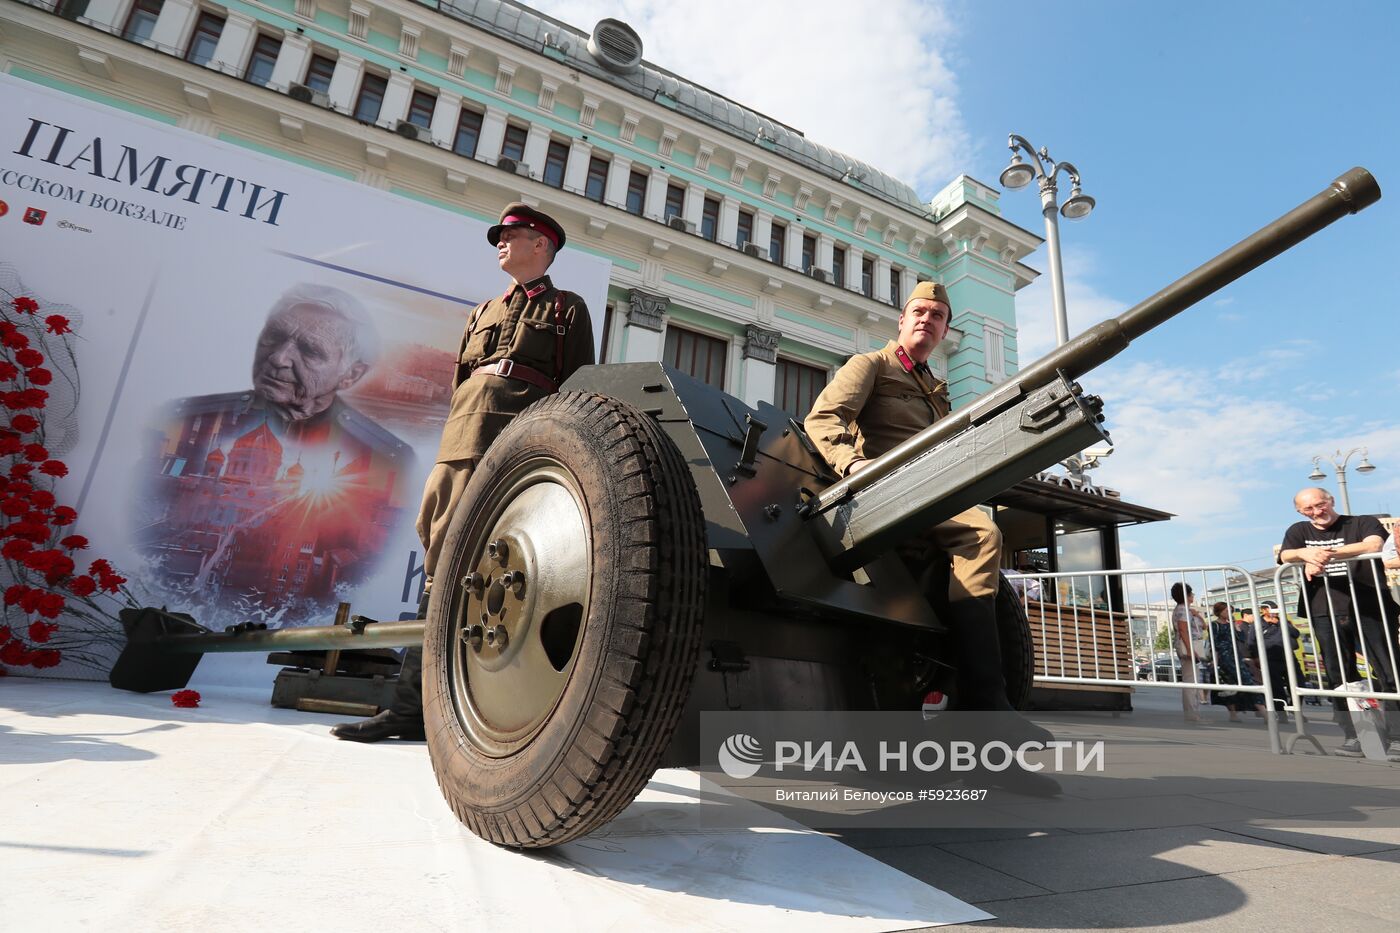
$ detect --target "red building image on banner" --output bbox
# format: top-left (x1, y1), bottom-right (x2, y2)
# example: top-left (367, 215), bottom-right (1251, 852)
top-left (135, 392), bottom-right (414, 625)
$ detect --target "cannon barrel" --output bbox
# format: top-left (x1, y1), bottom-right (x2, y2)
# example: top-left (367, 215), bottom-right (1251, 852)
top-left (807, 167), bottom-right (1381, 519)
top-left (154, 620), bottom-right (424, 654)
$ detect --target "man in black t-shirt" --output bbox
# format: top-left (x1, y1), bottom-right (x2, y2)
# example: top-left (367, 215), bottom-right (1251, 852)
top-left (1279, 487), bottom-right (1398, 755)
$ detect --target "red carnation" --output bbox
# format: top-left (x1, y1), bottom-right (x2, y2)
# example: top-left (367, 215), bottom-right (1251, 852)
top-left (44, 555), bottom-right (75, 584)
top-left (14, 348), bottom-right (44, 368)
top-left (11, 521), bottom-right (51, 542)
top-left (39, 460), bottom-right (67, 477)
top-left (29, 489), bottom-right (54, 509)
top-left (0, 436), bottom-right (20, 456)
top-left (0, 362), bottom-right (17, 382)
top-left (171, 689), bottom-right (201, 708)
top-left (99, 572), bottom-right (126, 593)
top-left (10, 481), bottom-right (32, 496)
top-left (25, 368), bottom-right (52, 387)
top-left (1, 330), bottom-right (29, 350)
top-left (0, 392), bottom-right (23, 410)
top-left (68, 575), bottom-right (97, 597)
top-left (29, 619), bottom-right (59, 641)
top-left (0, 623), bottom-right (10, 642)
top-left (24, 443), bottom-right (49, 462)
top-left (2, 539), bottom-right (33, 560)
top-left (0, 639), bottom-right (32, 666)
top-left (0, 497), bottom-right (26, 517)
top-left (11, 462), bottom-right (34, 480)
top-left (22, 549), bottom-right (56, 573)
top-left (31, 648), bottom-right (61, 669)
top-left (4, 585), bottom-right (29, 606)
top-left (35, 594), bottom-right (65, 619)
top-left (60, 534), bottom-right (88, 550)
top-left (18, 588), bottom-right (43, 613)
top-left (44, 315), bottom-right (73, 336)
top-left (12, 296), bottom-right (39, 315)
top-left (52, 506), bottom-right (76, 525)
top-left (89, 559), bottom-right (112, 576)
top-left (17, 388), bottom-right (47, 409)
top-left (11, 414), bottom-right (39, 433)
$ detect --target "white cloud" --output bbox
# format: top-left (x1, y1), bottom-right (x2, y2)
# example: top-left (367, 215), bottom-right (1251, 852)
top-left (526, 0), bottom-right (969, 196)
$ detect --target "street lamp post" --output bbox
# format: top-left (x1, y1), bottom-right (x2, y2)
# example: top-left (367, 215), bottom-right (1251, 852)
top-left (999, 134), bottom-right (1096, 347)
top-left (1308, 447), bottom-right (1377, 514)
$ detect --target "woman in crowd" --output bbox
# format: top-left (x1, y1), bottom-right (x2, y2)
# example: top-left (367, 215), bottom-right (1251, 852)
top-left (1171, 582), bottom-right (1207, 723)
top-left (1210, 601), bottom-right (1265, 721)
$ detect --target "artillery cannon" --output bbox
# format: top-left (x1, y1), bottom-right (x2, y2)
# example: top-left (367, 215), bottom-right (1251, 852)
top-left (112, 168), bottom-right (1380, 848)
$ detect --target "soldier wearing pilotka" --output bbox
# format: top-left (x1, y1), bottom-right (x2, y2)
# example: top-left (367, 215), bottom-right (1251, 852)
top-left (333, 203), bottom-right (595, 742)
top-left (804, 281), bottom-right (1054, 756)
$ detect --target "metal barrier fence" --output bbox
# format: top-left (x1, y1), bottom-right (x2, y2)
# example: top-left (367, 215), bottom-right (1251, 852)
top-left (1271, 555), bottom-right (1400, 757)
top-left (1008, 555), bottom-right (1400, 758)
top-left (1006, 565), bottom-right (1282, 752)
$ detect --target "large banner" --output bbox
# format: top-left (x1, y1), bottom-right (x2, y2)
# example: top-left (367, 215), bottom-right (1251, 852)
top-left (0, 74), bottom-right (611, 683)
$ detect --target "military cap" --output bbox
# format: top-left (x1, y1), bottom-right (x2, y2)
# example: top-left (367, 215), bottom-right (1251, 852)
top-left (487, 202), bottom-right (566, 251)
top-left (903, 280), bottom-right (950, 309)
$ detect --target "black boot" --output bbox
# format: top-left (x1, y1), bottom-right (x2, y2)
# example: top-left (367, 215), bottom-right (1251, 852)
top-left (330, 591), bottom-right (429, 743)
top-left (944, 596), bottom-right (1054, 747)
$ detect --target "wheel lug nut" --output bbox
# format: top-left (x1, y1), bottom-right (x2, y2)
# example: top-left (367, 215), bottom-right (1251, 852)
top-left (462, 572), bottom-right (484, 596)
top-left (464, 624), bottom-right (484, 651)
top-left (493, 625), bottom-right (509, 649)
top-left (505, 570), bottom-right (526, 596)
top-left (487, 539), bottom-right (509, 564)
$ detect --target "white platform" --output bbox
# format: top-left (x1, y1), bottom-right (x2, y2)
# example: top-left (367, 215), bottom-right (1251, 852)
top-left (0, 679), bottom-right (988, 931)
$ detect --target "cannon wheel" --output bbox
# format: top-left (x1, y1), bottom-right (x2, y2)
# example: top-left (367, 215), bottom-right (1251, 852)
top-left (995, 572), bottom-right (1035, 710)
top-left (422, 392), bottom-right (706, 848)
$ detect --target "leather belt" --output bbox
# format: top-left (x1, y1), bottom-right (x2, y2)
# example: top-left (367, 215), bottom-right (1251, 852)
top-left (471, 358), bottom-right (558, 392)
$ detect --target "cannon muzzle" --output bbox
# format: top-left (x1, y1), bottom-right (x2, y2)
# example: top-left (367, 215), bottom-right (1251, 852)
top-left (805, 168), bottom-right (1381, 569)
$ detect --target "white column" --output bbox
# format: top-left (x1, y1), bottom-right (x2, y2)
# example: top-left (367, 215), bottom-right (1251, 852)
top-left (604, 155), bottom-right (633, 209)
top-left (325, 53), bottom-right (364, 115)
top-left (898, 268), bottom-right (914, 305)
top-left (874, 257), bottom-right (893, 303)
top-left (816, 235), bottom-right (835, 277)
top-left (742, 356), bottom-right (777, 407)
top-left (643, 167), bottom-right (670, 220)
top-left (378, 72), bottom-right (415, 129)
top-left (623, 324), bottom-right (663, 363)
top-left (846, 248), bottom-right (864, 293)
top-left (682, 183), bottom-right (705, 228)
top-left (207, 11), bottom-right (256, 77)
top-left (83, 0), bottom-right (127, 31)
top-left (477, 106), bottom-right (509, 163)
top-left (718, 196), bottom-right (740, 247)
top-left (563, 138), bottom-right (592, 192)
top-left (267, 32), bottom-right (310, 93)
top-left (149, 0), bottom-right (197, 52)
top-left (429, 90), bottom-right (462, 147)
top-left (522, 125), bottom-right (551, 177)
top-left (785, 219), bottom-right (805, 269)
top-left (754, 211), bottom-right (774, 260)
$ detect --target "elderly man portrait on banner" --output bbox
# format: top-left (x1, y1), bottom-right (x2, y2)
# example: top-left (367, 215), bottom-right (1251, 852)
top-left (1280, 487), bottom-right (1400, 758)
top-left (804, 280), bottom-right (1057, 793)
top-left (332, 203), bottom-right (594, 743)
top-left (141, 284), bottom-right (413, 623)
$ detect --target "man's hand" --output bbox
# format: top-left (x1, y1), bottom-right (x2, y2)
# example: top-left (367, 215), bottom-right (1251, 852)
top-left (848, 460), bottom-right (869, 475)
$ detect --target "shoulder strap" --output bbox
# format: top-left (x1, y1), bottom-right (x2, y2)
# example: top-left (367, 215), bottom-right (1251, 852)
top-left (553, 291), bottom-right (566, 383)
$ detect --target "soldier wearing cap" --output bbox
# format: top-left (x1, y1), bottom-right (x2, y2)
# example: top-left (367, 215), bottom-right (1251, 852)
top-left (805, 281), bottom-right (1042, 733)
top-left (333, 203), bottom-right (594, 743)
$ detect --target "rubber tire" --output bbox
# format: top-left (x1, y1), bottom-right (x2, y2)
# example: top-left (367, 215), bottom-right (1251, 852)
top-left (423, 392), bottom-right (706, 848)
top-left (995, 572), bottom-right (1035, 710)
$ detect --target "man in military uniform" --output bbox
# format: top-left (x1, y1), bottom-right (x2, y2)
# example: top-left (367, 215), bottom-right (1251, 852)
top-left (804, 281), bottom-right (1045, 734)
top-left (333, 203), bottom-right (594, 742)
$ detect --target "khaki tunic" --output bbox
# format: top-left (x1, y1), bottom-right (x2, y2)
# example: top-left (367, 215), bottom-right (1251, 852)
top-left (804, 340), bottom-right (1001, 600)
top-left (419, 274), bottom-right (594, 581)
top-left (435, 274), bottom-right (595, 464)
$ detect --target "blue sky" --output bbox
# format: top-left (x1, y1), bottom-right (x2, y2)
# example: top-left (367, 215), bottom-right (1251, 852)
top-left (533, 0), bottom-right (1399, 570)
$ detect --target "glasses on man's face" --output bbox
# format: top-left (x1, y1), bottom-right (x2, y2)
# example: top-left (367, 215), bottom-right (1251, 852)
top-left (1298, 503), bottom-right (1333, 514)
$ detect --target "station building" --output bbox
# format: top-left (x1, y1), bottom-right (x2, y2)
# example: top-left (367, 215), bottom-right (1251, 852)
top-left (1, 0), bottom-right (1168, 630)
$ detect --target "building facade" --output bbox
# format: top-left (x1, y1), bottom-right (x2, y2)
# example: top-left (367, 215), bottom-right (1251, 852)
top-left (3, 0), bottom-right (1043, 421)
